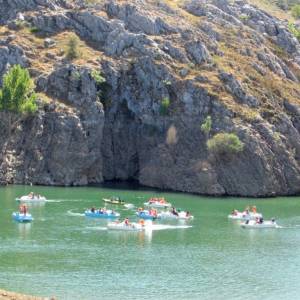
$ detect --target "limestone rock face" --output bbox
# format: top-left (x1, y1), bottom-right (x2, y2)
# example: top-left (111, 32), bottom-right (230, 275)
top-left (0, 44), bottom-right (28, 84)
top-left (0, 0), bottom-right (300, 196)
top-left (0, 0), bottom-right (66, 25)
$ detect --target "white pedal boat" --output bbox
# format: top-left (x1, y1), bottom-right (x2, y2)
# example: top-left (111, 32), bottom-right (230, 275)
top-left (16, 195), bottom-right (46, 203)
top-left (144, 201), bottom-right (172, 208)
top-left (158, 211), bottom-right (194, 220)
top-left (85, 210), bottom-right (120, 219)
top-left (241, 220), bottom-right (278, 229)
top-left (228, 211), bottom-right (262, 220)
top-left (124, 203), bottom-right (135, 209)
top-left (107, 222), bottom-right (144, 231)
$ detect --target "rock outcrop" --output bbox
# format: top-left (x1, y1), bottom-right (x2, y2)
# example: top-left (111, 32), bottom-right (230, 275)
top-left (0, 0), bottom-right (300, 196)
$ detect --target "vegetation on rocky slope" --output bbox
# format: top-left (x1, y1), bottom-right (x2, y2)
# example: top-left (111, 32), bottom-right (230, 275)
top-left (0, 0), bottom-right (300, 196)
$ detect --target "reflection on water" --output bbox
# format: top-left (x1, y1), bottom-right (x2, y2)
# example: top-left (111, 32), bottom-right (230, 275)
top-left (17, 223), bottom-right (31, 239)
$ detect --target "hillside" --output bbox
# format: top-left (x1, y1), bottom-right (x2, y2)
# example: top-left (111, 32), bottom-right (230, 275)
top-left (0, 0), bottom-right (300, 196)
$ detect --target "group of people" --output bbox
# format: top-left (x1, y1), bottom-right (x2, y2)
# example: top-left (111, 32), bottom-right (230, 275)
top-left (138, 207), bottom-right (157, 217)
top-left (231, 206), bottom-right (257, 216)
top-left (123, 218), bottom-right (145, 227)
top-left (170, 207), bottom-right (191, 217)
top-left (27, 192), bottom-right (42, 200)
top-left (149, 197), bottom-right (167, 204)
top-left (90, 207), bottom-right (116, 215)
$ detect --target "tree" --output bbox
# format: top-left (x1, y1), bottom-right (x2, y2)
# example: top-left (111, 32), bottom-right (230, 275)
top-left (0, 65), bottom-right (37, 113)
top-left (66, 34), bottom-right (80, 60)
top-left (0, 65), bottom-right (37, 135)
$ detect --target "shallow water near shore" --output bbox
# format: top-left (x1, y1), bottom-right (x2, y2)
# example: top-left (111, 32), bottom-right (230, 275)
top-left (1, 185), bottom-right (300, 300)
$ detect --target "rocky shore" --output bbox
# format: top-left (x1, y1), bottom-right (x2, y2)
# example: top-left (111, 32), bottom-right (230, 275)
top-left (0, 0), bottom-right (300, 197)
top-left (0, 289), bottom-right (51, 300)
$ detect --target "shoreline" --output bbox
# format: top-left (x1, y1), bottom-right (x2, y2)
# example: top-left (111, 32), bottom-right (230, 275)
top-left (0, 289), bottom-right (53, 300)
top-left (0, 182), bottom-right (298, 199)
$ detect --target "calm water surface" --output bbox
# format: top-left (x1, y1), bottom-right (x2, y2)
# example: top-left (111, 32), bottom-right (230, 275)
top-left (0, 185), bottom-right (300, 300)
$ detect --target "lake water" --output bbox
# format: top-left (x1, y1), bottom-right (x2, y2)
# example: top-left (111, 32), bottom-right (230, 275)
top-left (0, 185), bottom-right (300, 300)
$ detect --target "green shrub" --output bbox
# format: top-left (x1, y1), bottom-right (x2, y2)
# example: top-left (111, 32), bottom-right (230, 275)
top-left (207, 133), bottom-right (244, 156)
top-left (66, 34), bottom-right (80, 60)
top-left (21, 98), bottom-right (38, 114)
top-left (71, 70), bottom-right (81, 81)
top-left (91, 70), bottom-right (106, 85)
top-left (14, 20), bottom-right (28, 30)
top-left (292, 4), bottom-right (300, 18)
top-left (288, 22), bottom-right (300, 41)
top-left (239, 14), bottom-right (250, 21)
top-left (160, 97), bottom-right (170, 115)
top-left (29, 26), bottom-right (40, 34)
top-left (201, 116), bottom-right (212, 137)
top-left (162, 79), bottom-right (172, 86)
top-left (0, 65), bottom-right (37, 114)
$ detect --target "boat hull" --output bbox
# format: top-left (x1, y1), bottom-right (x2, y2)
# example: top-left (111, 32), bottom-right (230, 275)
top-left (241, 220), bottom-right (277, 229)
top-left (16, 196), bottom-right (46, 203)
top-left (107, 222), bottom-right (144, 231)
top-left (158, 211), bottom-right (194, 220)
top-left (228, 212), bottom-right (262, 220)
top-left (103, 198), bottom-right (125, 205)
top-left (144, 202), bottom-right (171, 208)
top-left (12, 212), bottom-right (33, 223)
top-left (85, 210), bottom-right (120, 219)
top-left (136, 211), bottom-right (157, 220)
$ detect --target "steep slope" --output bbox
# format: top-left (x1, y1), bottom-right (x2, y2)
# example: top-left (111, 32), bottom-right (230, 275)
top-left (0, 0), bottom-right (300, 196)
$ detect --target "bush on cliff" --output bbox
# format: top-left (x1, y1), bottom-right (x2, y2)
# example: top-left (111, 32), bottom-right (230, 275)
top-left (288, 22), bottom-right (300, 41)
top-left (66, 34), bottom-right (80, 60)
top-left (201, 116), bottom-right (212, 137)
top-left (207, 133), bottom-right (244, 156)
top-left (160, 97), bottom-right (170, 115)
top-left (292, 5), bottom-right (300, 18)
top-left (0, 65), bottom-right (37, 114)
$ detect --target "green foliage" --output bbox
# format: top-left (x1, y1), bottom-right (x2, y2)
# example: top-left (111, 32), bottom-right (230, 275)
top-left (71, 70), bottom-right (81, 81)
top-left (275, 0), bottom-right (300, 10)
top-left (14, 20), bottom-right (28, 29)
top-left (162, 80), bottom-right (172, 86)
top-left (201, 116), bottom-right (212, 136)
top-left (91, 70), bottom-right (106, 85)
top-left (160, 97), bottom-right (170, 115)
top-left (288, 22), bottom-right (300, 41)
top-left (0, 65), bottom-right (37, 114)
top-left (292, 4), bottom-right (300, 18)
top-left (66, 34), bottom-right (80, 60)
top-left (207, 133), bottom-right (244, 156)
top-left (21, 96), bottom-right (38, 114)
top-left (29, 26), bottom-right (40, 34)
top-left (273, 131), bottom-right (281, 142)
top-left (239, 14), bottom-right (250, 21)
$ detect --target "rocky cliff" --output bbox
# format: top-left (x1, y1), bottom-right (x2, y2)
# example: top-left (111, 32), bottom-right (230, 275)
top-left (0, 0), bottom-right (300, 197)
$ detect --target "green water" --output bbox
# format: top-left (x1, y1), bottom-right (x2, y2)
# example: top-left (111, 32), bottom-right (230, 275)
top-left (1, 185), bottom-right (300, 300)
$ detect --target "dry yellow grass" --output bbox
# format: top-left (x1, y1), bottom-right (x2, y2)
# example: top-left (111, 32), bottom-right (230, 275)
top-left (248, 0), bottom-right (294, 21)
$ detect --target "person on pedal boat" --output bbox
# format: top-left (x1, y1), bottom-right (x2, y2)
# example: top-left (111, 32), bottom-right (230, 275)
top-left (256, 217), bottom-right (264, 224)
top-left (171, 207), bottom-right (179, 216)
top-left (19, 204), bottom-right (28, 215)
top-left (124, 218), bottom-right (129, 226)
